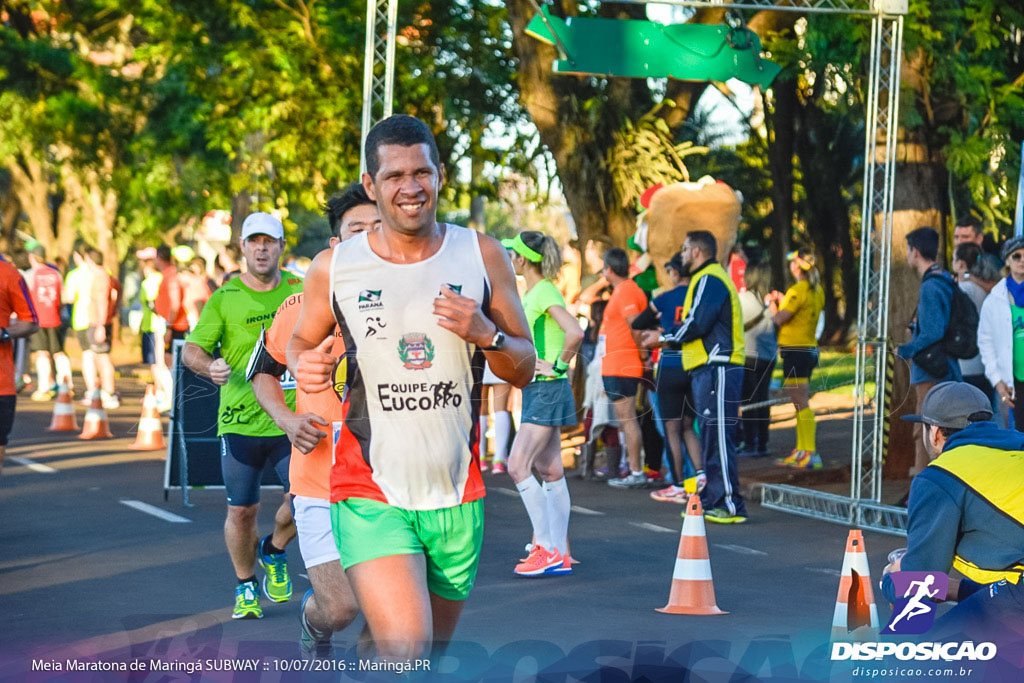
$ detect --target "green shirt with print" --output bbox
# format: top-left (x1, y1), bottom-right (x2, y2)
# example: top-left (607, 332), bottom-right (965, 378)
top-left (1013, 302), bottom-right (1024, 382)
top-left (523, 278), bottom-right (567, 382)
top-left (188, 271), bottom-right (304, 436)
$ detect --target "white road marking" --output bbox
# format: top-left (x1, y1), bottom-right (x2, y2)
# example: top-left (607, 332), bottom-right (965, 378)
top-left (8, 457), bottom-right (56, 473)
top-left (570, 505), bottom-right (604, 516)
top-left (808, 567), bottom-right (842, 577)
top-left (630, 522), bottom-right (676, 534)
top-left (712, 543), bottom-right (768, 557)
top-left (120, 500), bottom-right (191, 523)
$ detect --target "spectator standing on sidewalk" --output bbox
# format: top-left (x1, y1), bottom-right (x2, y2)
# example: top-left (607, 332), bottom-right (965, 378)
top-left (897, 227), bottom-right (962, 476)
top-left (951, 243), bottom-right (993, 399)
top-left (599, 248), bottom-right (650, 489)
top-left (769, 249), bottom-right (825, 470)
top-left (978, 236), bottom-right (1024, 431)
top-left (736, 258), bottom-right (776, 458)
top-left (660, 230), bottom-right (747, 524)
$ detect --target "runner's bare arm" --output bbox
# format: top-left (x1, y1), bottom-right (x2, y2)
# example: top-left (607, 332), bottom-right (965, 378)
top-left (433, 234), bottom-right (534, 387)
top-left (287, 249), bottom-right (336, 393)
top-left (182, 342), bottom-right (231, 386)
top-left (251, 373), bottom-right (327, 454)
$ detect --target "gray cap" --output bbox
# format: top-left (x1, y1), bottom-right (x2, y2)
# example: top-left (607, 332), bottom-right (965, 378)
top-left (1001, 235), bottom-right (1024, 262)
top-left (901, 381), bottom-right (993, 429)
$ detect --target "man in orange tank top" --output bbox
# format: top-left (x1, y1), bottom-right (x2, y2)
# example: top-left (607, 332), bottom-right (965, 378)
top-left (250, 183), bottom-right (379, 659)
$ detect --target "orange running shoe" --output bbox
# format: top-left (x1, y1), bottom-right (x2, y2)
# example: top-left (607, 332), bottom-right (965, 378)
top-left (793, 450), bottom-right (823, 469)
top-left (514, 545), bottom-right (563, 577)
top-left (776, 449), bottom-right (803, 467)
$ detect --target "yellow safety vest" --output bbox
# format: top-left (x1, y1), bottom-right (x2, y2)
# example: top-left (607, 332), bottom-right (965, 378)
top-left (929, 445), bottom-right (1024, 584)
top-left (679, 262), bottom-right (745, 371)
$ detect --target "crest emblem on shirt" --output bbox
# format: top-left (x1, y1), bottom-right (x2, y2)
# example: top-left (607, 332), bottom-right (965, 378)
top-left (398, 333), bottom-right (434, 370)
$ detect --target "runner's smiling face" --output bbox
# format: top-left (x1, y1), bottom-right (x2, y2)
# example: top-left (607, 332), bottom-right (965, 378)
top-left (366, 143), bottom-right (442, 236)
top-left (242, 234), bottom-right (284, 278)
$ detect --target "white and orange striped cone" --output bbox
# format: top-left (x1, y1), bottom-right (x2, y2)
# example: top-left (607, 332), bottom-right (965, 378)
top-left (47, 382), bottom-right (79, 432)
top-left (78, 389), bottom-right (113, 440)
top-left (656, 494), bottom-right (727, 615)
top-left (130, 384), bottom-right (165, 450)
top-left (830, 530), bottom-right (880, 641)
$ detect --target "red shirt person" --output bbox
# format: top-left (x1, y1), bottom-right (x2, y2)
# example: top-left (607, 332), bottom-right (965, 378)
top-left (153, 245), bottom-right (189, 338)
top-left (0, 256), bottom-right (39, 472)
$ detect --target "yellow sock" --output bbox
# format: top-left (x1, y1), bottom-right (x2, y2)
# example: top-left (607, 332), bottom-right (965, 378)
top-left (797, 407), bottom-right (816, 452)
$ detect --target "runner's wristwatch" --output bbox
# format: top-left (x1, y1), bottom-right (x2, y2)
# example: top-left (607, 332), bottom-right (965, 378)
top-left (482, 328), bottom-right (505, 351)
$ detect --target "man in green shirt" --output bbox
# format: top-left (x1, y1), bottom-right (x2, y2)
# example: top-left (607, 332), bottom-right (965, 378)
top-left (183, 212), bottom-right (304, 620)
top-left (63, 246), bottom-right (96, 400)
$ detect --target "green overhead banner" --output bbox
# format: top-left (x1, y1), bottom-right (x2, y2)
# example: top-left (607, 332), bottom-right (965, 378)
top-left (526, 6), bottom-right (782, 89)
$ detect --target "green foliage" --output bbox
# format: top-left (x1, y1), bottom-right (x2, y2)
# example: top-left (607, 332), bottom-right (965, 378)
top-left (605, 100), bottom-right (707, 208)
top-left (904, 0), bottom-right (1024, 232)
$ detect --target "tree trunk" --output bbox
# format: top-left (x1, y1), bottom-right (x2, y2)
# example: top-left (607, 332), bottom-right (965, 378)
top-left (884, 151), bottom-right (947, 480)
top-left (765, 79), bottom-right (797, 289)
top-left (0, 189), bottom-right (20, 253)
top-left (7, 154), bottom-right (58, 256)
top-left (231, 191), bottom-right (252, 243)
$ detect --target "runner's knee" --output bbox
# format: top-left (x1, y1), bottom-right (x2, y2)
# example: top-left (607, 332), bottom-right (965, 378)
top-left (226, 504), bottom-right (259, 524)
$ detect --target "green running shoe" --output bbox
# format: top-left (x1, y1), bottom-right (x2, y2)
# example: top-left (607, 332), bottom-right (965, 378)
top-left (702, 508), bottom-right (748, 524)
top-left (258, 535), bottom-right (292, 602)
top-left (233, 580), bottom-right (263, 619)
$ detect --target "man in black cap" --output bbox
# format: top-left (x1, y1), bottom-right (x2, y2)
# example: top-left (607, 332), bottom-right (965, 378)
top-left (881, 381), bottom-right (1024, 638)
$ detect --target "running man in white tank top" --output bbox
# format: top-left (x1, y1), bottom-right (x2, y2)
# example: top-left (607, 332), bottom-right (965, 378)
top-left (287, 115), bottom-right (534, 661)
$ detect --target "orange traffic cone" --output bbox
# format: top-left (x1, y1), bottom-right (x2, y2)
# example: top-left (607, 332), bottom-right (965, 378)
top-left (47, 382), bottom-right (79, 432)
top-left (831, 530), bottom-right (880, 641)
top-left (130, 384), bottom-right (165, 450)
top-left (79, 389), bottom-right (113, 439)
top-left (656, 495), bottom-right (727, 615)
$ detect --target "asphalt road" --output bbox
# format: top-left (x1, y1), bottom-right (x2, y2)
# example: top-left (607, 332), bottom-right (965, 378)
top-left (0, 380), bottom-right (1012, 682)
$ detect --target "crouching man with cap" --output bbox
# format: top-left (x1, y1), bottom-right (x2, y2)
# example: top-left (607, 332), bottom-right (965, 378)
top-left (881, 381), bottom-right (1024, 638)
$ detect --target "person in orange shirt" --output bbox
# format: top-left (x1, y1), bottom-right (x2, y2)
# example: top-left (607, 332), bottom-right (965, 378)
top-left (153, 245), bottom-right (189, 356)
top-left (249, 182), bottom-right (380, 659)
top-left (0, 256), bottom-right (39, 474)
top-left (599, 248), bottom-right (651, 489)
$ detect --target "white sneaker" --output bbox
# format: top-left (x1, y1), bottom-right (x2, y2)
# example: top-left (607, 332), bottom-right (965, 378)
top-left (101, 392), bottom-right (121, 410)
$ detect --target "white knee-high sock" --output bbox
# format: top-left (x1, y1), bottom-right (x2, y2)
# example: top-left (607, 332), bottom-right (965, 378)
top-left (544, 477), bottom-right (571, 556)
top-left (36, 354), bottom-right (52, 389)
top-left (54, 354), bottom-right (73, 389)
top-left (493, 410), bottom-right (512, 463)
top-left (516, 477), bottom-right (552, 550)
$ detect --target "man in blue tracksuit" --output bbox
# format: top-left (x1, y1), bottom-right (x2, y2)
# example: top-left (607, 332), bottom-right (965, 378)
top-left (882, 382), bottom-right (1024, 641)
top-left (896, 226), bottom-right (962, 477)
top-left (661, 230), bottom-right (747, 523)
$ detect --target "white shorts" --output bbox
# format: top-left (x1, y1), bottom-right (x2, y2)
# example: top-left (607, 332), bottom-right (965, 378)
top-left (292, 495), bottom-right (341, 569)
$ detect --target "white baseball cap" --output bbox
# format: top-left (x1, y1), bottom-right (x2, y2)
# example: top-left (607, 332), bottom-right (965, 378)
top-left (240, 212), bottom-right (284, 240)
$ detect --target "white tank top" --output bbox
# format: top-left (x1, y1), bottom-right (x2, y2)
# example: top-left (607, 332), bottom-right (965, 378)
top-left (329, 225), bottom-right (490, 510)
